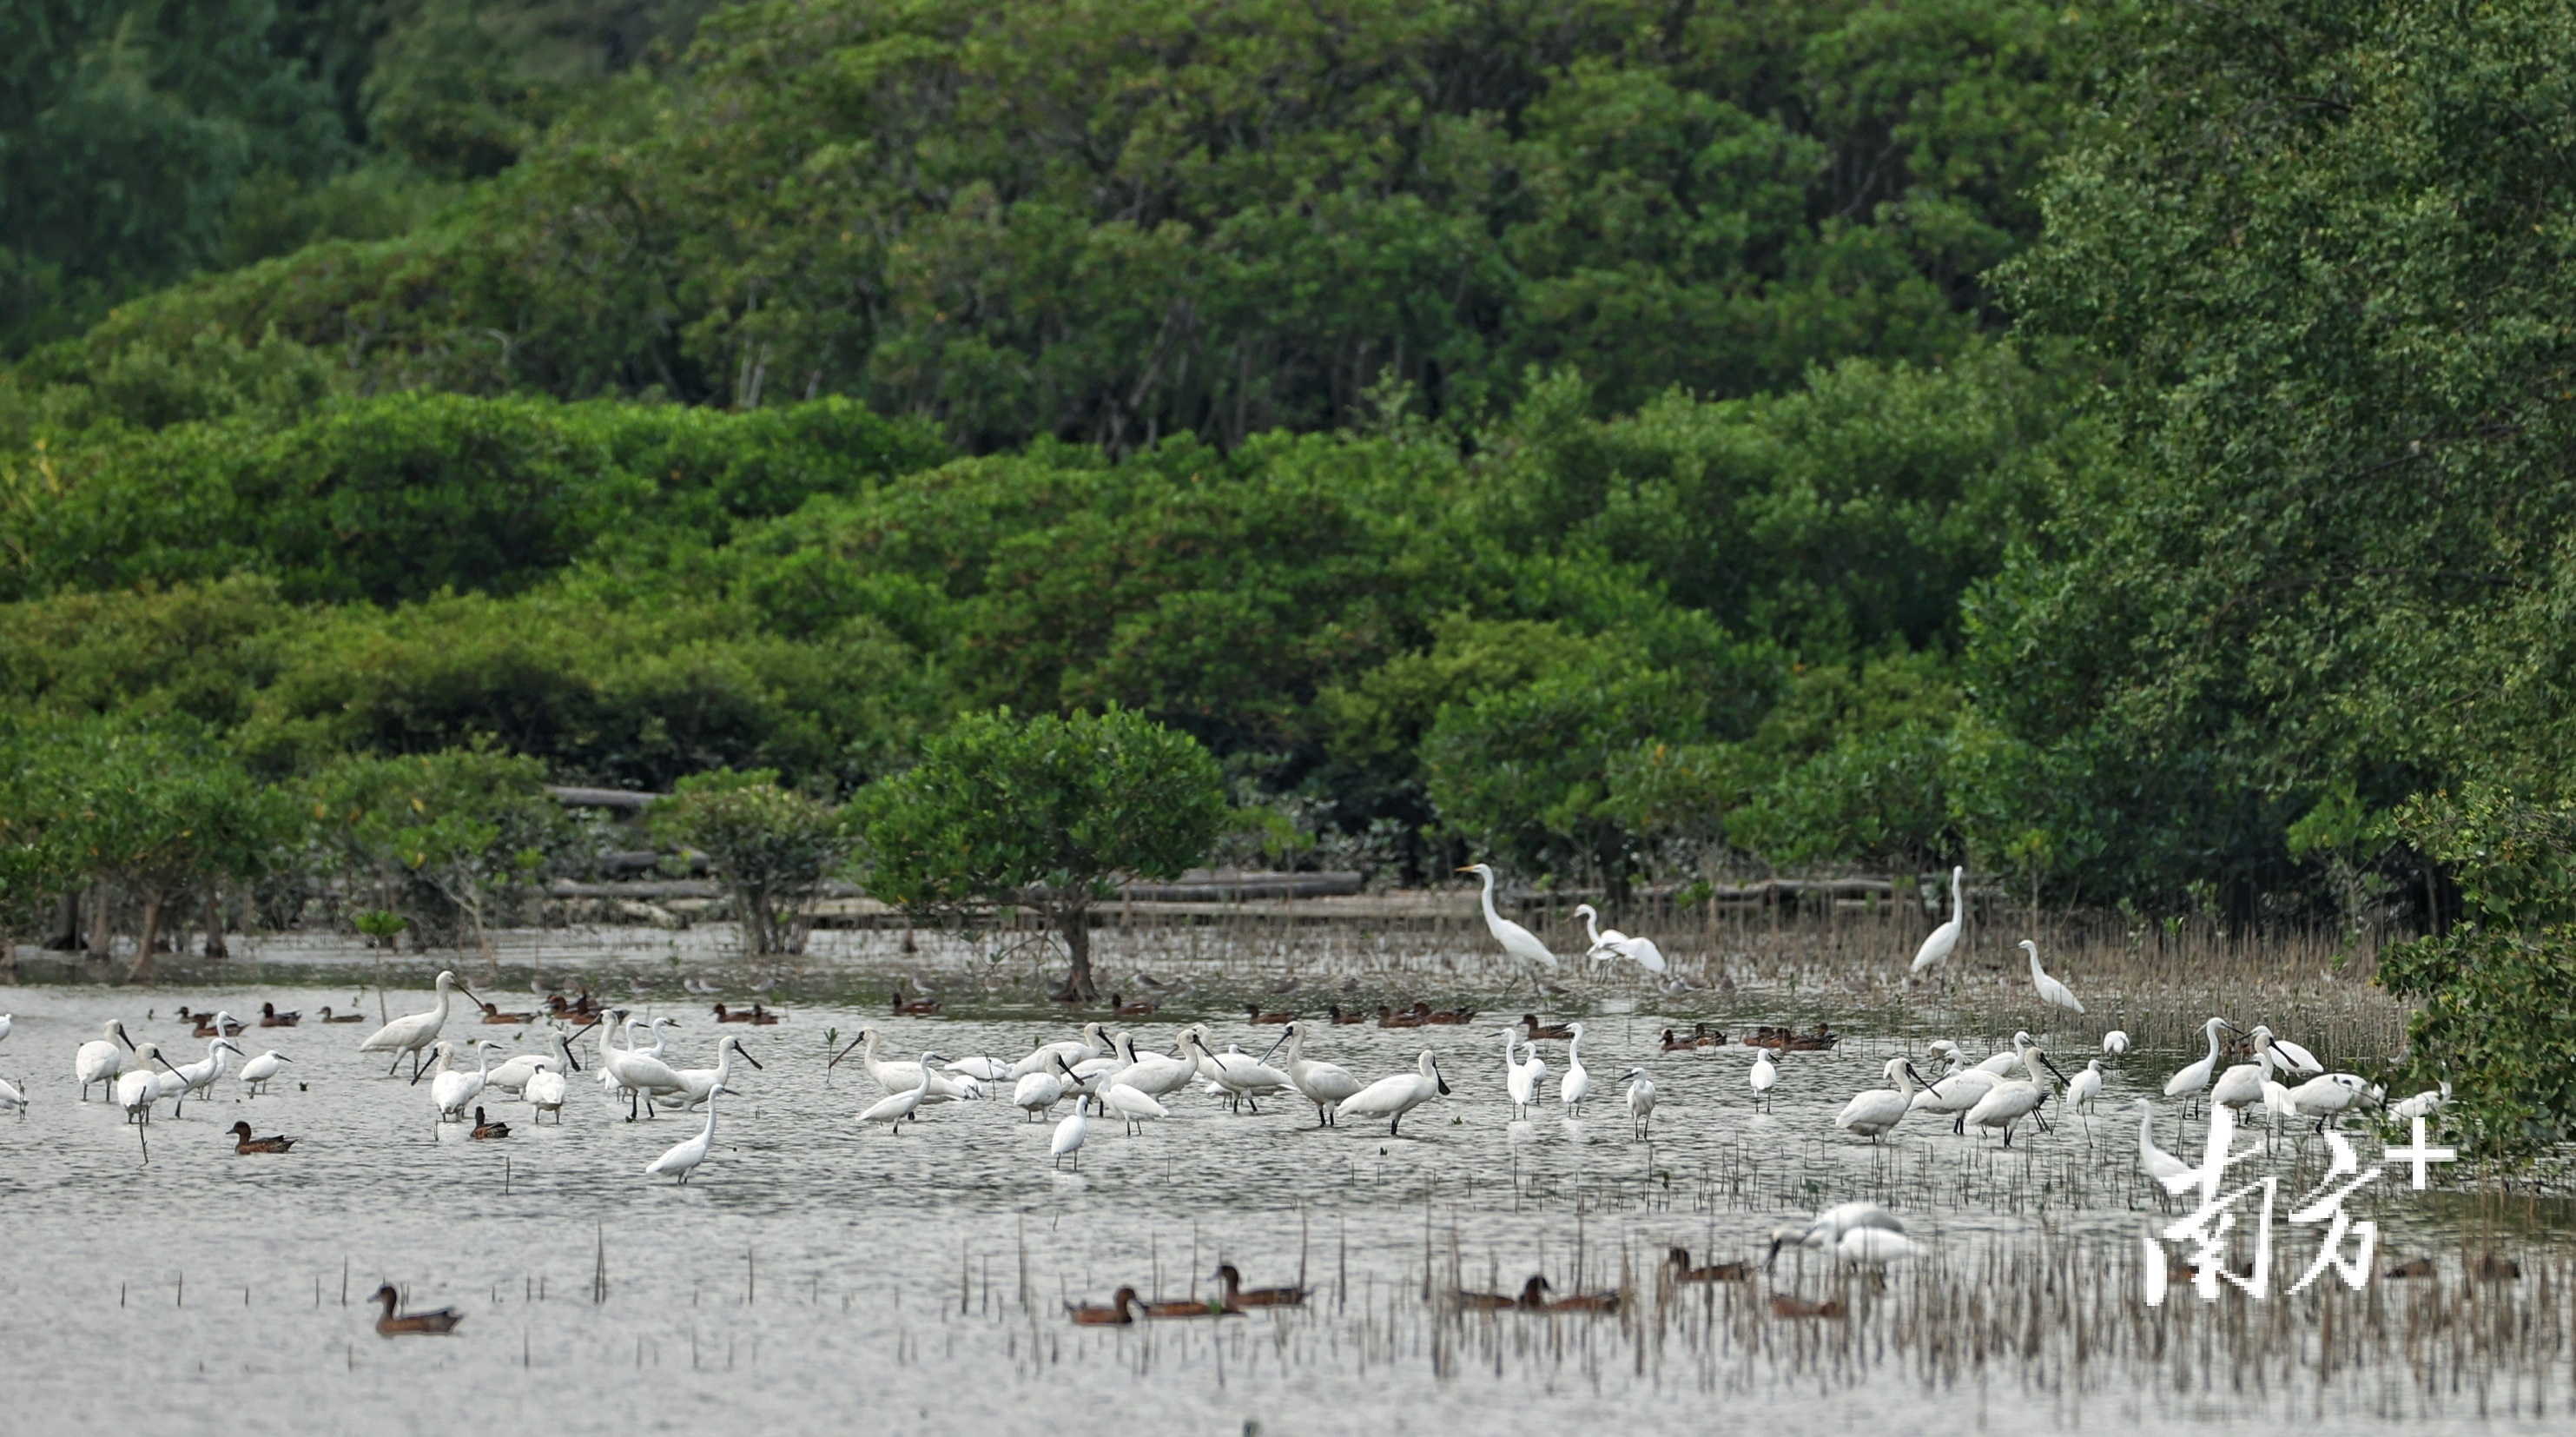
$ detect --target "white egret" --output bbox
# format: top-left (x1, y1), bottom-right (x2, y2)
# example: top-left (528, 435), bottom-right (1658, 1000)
top-left (2131, 1100), bottom-right (2194, 1194)
top-left (658, 1034), bottom-right (763, 1111)
top-left (357, 971), bottom-right (479, 1079)
top-left (1457, 863), bottom-right (1558, 977)
top-left (859, 1052), bottom-right (948, 1134)
top-left (1835, 1057), bottom-right (1931, 1142)
top-left (2266, 1031), bottom-right (2324, 1076)
top-left (1574, 903), bottom-right (1668, 974)
top-left (2103, 1030), bottom-right (2130, 1056)
top-left (1748, 1047), bottom-right (1779, 1111)
top-left (1976, 1034), bottom-right (2036, 1076)
top-left (1049, 1107), bottom-right (1087, 1169)
top-left (2163, 1016), bottom-right (2236, 1116)
top-left (645, 1086), bottom-right (734, 1184)
top-left (2065, 1057), bottom-right (2104, 1114)
top-left (1559, 1020), bottom-right (1591, 1117)
top-left (1098, 1077), bottom-right (1170, 1136)
top-left (944, 1056), bottom-right (1014, 1083)
top-left (1265, 1023), bottom-right (1363, 1127)
top-left (238, 1050), bottom-right (292, 1096)
top-left (833, 1028), bottom-right (979, 1103)
top-left (1622, 1068), bottom-right (1657, 1138)
top-left (1335, 1050), bottom-right (1450, 1136)
top-left (425, 1039), bottom-right (504, 1122)
top-left (1502, 1030), bottom-right (1546, 1120)
top-left (2020, 940), bottom-right (2085, 1016)
top-left (1910, 865), bottom-right (1965, 974)
top-left (162, 1036), bottom-right (245, 1116)
top-left (75, 1019), bottom-right (137, 1100)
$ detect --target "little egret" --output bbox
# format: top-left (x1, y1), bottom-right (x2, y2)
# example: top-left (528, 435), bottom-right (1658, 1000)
top-left (2163, 1016), bottom-right (2236, 1117)
top-left (1622, 1068), bottom-right (1657, 1138)
top-left (1910, 866), bottom-right (1965, 974)
top-left (1559, 1021), bottom-right (1591, 1117)
top-left (1835, 1057), bottom-right (1931, 1142)
top-left (2131, 1101), bottom-right (2194, 1194)
top-left (859, 1052), bottom-right (948, 1134)
top-left (2103, 1030), bottom-right (2130, 1056)
top-left (1098, 1077), bottom-right (1170, 1136)
top-left (2390, 1083), bottom-right (2450, 1122)
top-left (1458, 863), bottom-right (1558, 978)
top-left (1502, 1030), bottom-right (1546, 1119)
top-left (2021, 940), bottom-right (2085, 1016)
top-left (358, 971), bottom-right (479, 1079)
top-left (645, 1086), bottom-right (735, 1183)
top-left (1748, 1047), bottom-right (1779, 1111)
top-left (2065, 1057), bottom-right (2104, 1114)
top-left (1336, 1050), bottom-right (1451, 1136)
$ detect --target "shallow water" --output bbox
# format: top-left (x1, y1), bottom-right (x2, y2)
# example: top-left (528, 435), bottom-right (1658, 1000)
top-left (0, 926), bottom-right (2564, 1434)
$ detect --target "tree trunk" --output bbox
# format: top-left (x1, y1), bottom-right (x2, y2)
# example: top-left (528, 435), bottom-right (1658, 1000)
top-left (1061, 904), bottom-right (1098, 1001)
top-left (127, 895), bottom-right (162, 985)
top-left (202, 880), bottom-right (228, 959)
top-left (44, 890), bottom-right (82, 950)
top-left (89, 880), bottom-right (113, 960)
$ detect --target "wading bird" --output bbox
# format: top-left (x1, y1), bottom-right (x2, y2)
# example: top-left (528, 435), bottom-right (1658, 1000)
top-left (1622, 1068), bottom-right (1657, 1138)
top-left (420, 1039), bottom-right (504, 1122)
top-left (1910, 865), bottom-right (1965, 975)
top-left (358, 971), bottom-right (479, 1080)
top-left (75, 1019), bottom-right (137, 1100)
top-left (658, 1034), bottom-right (763, 1112)
top-left (1559, 1021), bottom-right (1591, 1118)
top-left (1050, 1107), bottom-right (1087, 1170)
top-left (860, 1053), bottom-right (948, 1135)
top-left (1265, 1023), bottom-right (1362, 1127)
top-left (2021, 940), bottom-right (2085, 1016)
top-left (238, 1049), bottom-right (292, 1096)
top-left (646, 1086), bottom-right (733, 1182)
top-left (1458, 863), bottom-right (1557, 980)
top-left (1749, 1046), bottom-right (1779, 1112)
top-left (1574, 903), bottom-right (1668, 974)
top-left (1836, 1057), bottom-right (1931, 1142)
top-left (1502, 1030), bottom-right (1546, 1120)
top-left (1336, 1050), bottom-right (1450, 1136)
top-left (2163, 1016), bottom-right (2237, 1121)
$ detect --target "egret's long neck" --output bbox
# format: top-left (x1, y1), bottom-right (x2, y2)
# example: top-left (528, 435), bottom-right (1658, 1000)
top-left (2028, 950), bottom-right (2044, 981)
top-left (1568, 1030), bottom-right (1584, 1067)
top-left (700, 1089), bottom-right (719, 1135)
top-left (1477, 869), bottom-right (1502, 926)
top-left (1950, 869), bottom-right (1964, 921)
top-left (1582, 910), bottom-right (1602, 946)
top-left (2204, 1025), bottom-right (2224, 1065)
top-left (475, 1046), bottom-right (492, 1078)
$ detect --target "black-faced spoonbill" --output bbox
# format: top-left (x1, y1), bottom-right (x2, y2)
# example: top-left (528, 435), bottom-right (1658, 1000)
top-left (1836, 1057), bottom-right (1931, 1142)
top-left (659, 1034), bottom-right (763, 1112)
top-left (74, 1019), bottom-right (136, 1100)
top-left (358, 971), bottom-right (480, 1079)
top-left (859, 1052), bottom-right (948, 1134)
top-left (1334, 1050), bottom-right (1450, 1136)
top-left (421, 1038), bottom-right (504, 1122)
top-left (1262, 1023), bottom-right (1362, 1126)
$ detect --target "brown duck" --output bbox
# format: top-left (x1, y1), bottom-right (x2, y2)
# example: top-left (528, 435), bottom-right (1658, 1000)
top-left (1067, 1287), bottom-right (1140, 1325)
top-left (1215, 1263), bottom-right (1306, 1308)
top-left (1667, 1247), bottom-right (1752, 1282)
top-left (468, 1107), bottom-right (511, 1140)
top-left (373, 1283), bottom-right (464, 1336)
top-left (228, 1121), bottom-right (296, 1154)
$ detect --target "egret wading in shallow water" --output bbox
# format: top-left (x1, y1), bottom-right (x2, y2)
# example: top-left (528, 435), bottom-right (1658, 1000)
top-left (1458, 863), bottom-right (1557, 984)
top-left (2163, 1016), bottom-right (2237, 1129)
top-left (2021, 940), bottom-right (2085, 1016)
top-left (1622, 1068), bottom-right (1657, 1138)
top-left (421, 1039), bottom-right (504, 1122)
top-left (2103, 1030), bottom-right (2130, 1056)
top-left (1050, 1106), bottom-right (1087, 1170)
top-left (162, 1035), bottom-right (244, 1116)
top-left (1501, 1030), bottom-right (1546, 1120)
top-left (1559, 1021), bottom-right (1591, 1118)
top-left (860, 1053), bottom-right (948, 1135)
top-left (2065, 1058), bottom-right (2104, 1116)
top-left (1836, 1057), bottom-right (1931, 1142)
top-left (1911, 865), bottom-right (1965, 975)
top-left (358, 971), bottom-right (480, 1079)
top-left (646, 1086), bottom-right (736, 1183)
top-left (1748, 1046), bottom-right (1779, 1112)
top-left (2131, 1100), bottom-right (2194, 1196)
top-left (1336, 1050), bottom-right (1450, 1136)
top-left (1768, 1202), bottom-right (1906, 1269)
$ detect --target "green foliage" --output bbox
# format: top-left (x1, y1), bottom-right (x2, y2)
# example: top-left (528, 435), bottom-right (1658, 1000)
top-left (300, 745), bottom-right (569, 950)
top-left (76, 0), bottom-right (2073, 444)
top-left (853, 707), bottom-right (1226, 993)
top-left (1969, 0), bottom-right (2576, 911)
top-left (2378, 786), bottom-right (2576, 1158)
top-left (647, 767), bottom-right (849, 955)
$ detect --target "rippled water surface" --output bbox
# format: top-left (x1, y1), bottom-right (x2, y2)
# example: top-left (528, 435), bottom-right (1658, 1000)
top-left (0, 924), bottom-right (2566, 1435)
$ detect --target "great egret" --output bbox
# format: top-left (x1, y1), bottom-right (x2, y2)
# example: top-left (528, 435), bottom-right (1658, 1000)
top-left (645, 1086), bottom-right (735, 1183)
top-left (1911, 866), bottom-right (1965, 974)
top-left (1336, 1050), bottom-right (1451, 1136)
top-left (1622, 1068), bottom-right (1657, 1138)
top-left (860, 1052), bottom-right (948, 1134)
top-left (358, 971), bottom-right (479, 1079)
top-left (2021, 940), bottom-right (2084, 1016)
top-left (162, 1036), bottom-right (244, 1115)
top-left (1457, 864), bottom-right (1558, 977)
top-left (1574, 903), bottom-right (1668, 974)
top-left (1836, 1057), bottom-right (1931, 1142)
top-left (2130, 1100), bottom-right (2195, 1194)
